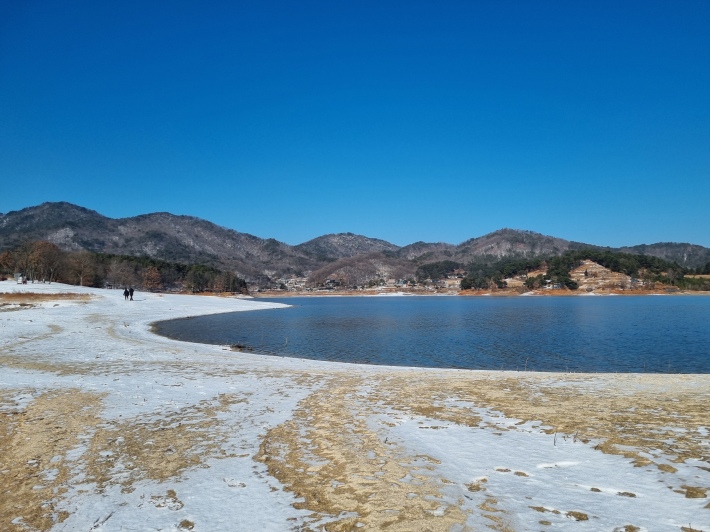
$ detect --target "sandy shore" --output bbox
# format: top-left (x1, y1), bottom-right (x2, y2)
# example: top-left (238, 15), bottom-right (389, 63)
top-left (1, 281), bottom-right (708, 531)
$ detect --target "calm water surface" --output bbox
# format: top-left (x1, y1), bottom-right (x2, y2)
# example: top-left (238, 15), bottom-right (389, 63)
top-left (154, 296), bottom-right (710, 373)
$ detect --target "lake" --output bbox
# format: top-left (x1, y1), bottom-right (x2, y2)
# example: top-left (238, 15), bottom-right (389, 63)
top-left (153, 295), bottom-right (710, 373)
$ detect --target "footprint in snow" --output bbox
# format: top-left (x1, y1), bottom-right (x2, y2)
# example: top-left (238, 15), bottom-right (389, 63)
top-left (149, 490), bottom-right (183, 511)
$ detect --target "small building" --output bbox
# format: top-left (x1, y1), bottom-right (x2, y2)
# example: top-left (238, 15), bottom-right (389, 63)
top-left (443, 279), bottom-right (460, 289)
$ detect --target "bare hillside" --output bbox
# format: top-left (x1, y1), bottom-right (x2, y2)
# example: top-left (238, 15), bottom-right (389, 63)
top-left (295, 233), bottom-right (399, 261)
top-left (2, 203), bottom-right (708, 286)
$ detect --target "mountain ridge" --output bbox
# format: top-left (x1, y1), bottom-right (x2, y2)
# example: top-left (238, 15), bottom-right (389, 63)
top-left (2, 202), bottom-right (708, 284)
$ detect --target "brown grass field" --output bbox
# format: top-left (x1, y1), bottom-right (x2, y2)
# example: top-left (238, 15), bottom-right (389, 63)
top-left (0, 292), bottom-right (92, 303)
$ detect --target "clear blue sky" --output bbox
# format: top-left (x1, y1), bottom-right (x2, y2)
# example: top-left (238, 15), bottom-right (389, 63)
top-left (1, 1), bottom-right (708, 247)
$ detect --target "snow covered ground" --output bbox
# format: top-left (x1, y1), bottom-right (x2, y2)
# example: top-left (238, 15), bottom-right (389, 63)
top-left (0, 280), bottom-right (708, 531)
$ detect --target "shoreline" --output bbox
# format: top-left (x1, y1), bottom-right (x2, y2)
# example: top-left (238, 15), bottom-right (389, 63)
top-left (1, 280), bottom-right (708, 530)
top-left (151, 295), bottom-right (709, 375)
top-left (253, 288), bottom-right (710, 298)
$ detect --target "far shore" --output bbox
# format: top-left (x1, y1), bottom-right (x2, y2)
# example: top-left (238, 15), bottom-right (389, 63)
top-left (252, 287), bottom-right (710, 298)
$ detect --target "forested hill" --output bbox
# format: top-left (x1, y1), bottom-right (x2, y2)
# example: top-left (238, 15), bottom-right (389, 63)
top-left (458, 249), bottom-right (710, 292)
top-left (1, 202), bottom-right (709, 286)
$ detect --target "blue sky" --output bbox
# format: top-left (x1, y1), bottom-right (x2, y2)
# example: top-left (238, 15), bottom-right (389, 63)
top-left (1, 1), bottom-right (708, 247)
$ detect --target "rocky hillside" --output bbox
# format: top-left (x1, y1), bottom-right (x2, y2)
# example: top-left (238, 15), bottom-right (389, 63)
top-left (0, 203), bottom-right (310, 280)
top-left (453, 229), bottom-right (591, 263)
top-left (395, 241), bottom-right (456, 262)
top-left (619, 243), bottom-right (710, 270)
top-left (392, 229), bottom-right (591, 265)
top-left (1, 202), bottom-right (709, 284)
top-left (0, 202), bottom-right (111, 251)
top-left (295, 233), bottom-right (400, 261)
top-left (307, 252), bottom-right (415, 287)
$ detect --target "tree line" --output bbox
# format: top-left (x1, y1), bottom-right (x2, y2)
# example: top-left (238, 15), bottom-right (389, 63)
top-left (0, 241), bottom-right (248, 293)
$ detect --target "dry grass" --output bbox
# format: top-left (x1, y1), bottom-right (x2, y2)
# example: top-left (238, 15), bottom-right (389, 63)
top-left (1, 369), bottom-right (708, 531)
top-left (0, 389), bottom-right (104, 531)
top-left (255, 374), bottom-right (472, 531)
top-left (0, 292), bottom-right (91, 303)
top-left (0, 389), bottom-right (252, 531)
top-left (380, 372), bottom-right (710, 473)
top-left (84, 394), bottom-right (248, 492)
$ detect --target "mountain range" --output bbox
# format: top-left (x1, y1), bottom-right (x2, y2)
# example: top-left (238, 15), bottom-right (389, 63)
top-left (1, 202), bottom-right (709, 285)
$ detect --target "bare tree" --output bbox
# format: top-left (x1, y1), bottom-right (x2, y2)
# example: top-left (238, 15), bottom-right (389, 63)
top-left (104, 259), bottom-right (139, 288)
top-left (0, 250), bottom-right (14, 276)
top-left (68, 250), bottom-right (96, 286)
top-left (141, 266), bottom-right (163, 291)
top-left (12, 243), bottom-right (34, 281)
top-left (30, 241), bottom-right (64, 283)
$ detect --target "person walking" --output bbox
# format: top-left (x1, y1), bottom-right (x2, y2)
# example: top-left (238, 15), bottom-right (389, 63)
top-left (123, 288), bottom-right (129, 301)
top-left (129, 287), bottom-right (134, 301)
